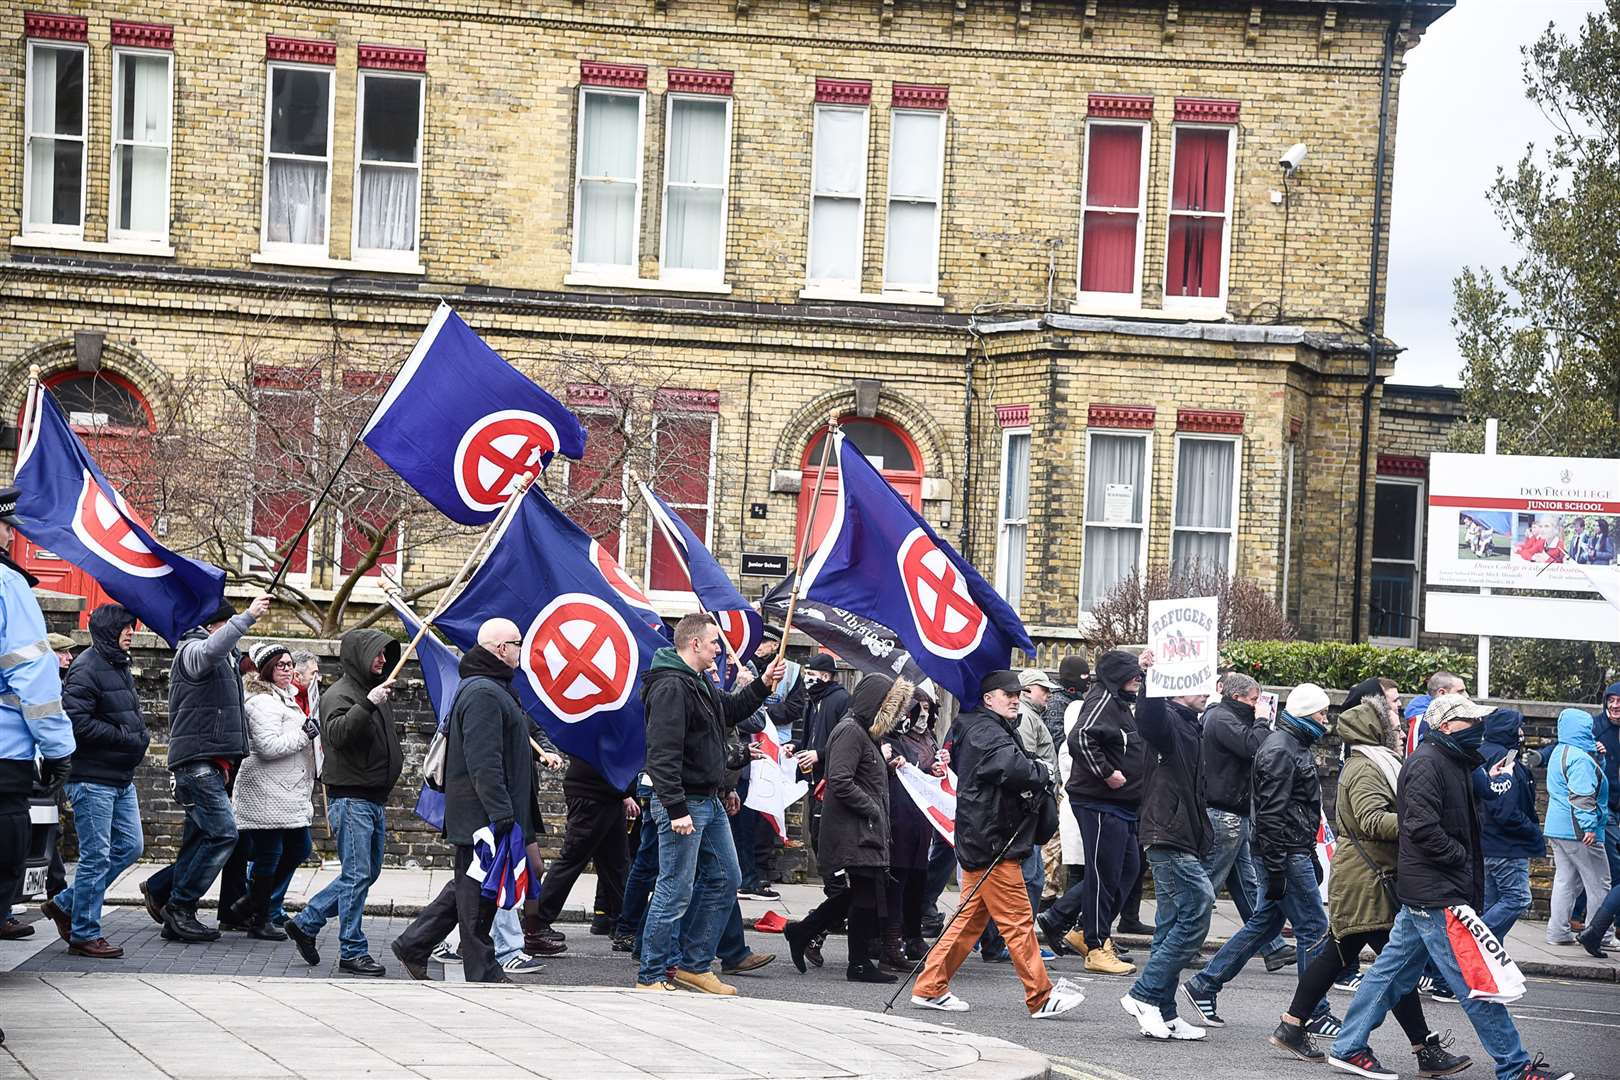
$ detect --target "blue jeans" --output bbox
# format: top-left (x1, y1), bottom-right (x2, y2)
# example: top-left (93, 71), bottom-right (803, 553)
top-left (1130, 848), bottom-right (1215, 1020)
top-left (1571, 830), bottom-right (1620, 922)
top-left (637, 796), bottom-right (741, 984)
top-left (1202, 809), bottom-right (1288, 956)
top-left (1584, 880), bottom-right (1620, 940)
top-left (1189, 850), bottom-right (1329, 1017)
top-left (166, 762), bottom-right (239, 908)
top-left (1333, 907), bottom-right (1530, 1080)
top-left (619, 783), bottom-right (659, 941)
top-left (55, 782), bottom-right (143, 941)
top-left (1481, 856), bottom-right (1532, 943)
top-left (293, 798), bottom-right (386, 960)
top-left (492, 906), bottom-right (524, 963)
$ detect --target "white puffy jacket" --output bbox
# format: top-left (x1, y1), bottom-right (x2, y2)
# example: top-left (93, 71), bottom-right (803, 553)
top-left (232, 677), bottom-right (315, 829)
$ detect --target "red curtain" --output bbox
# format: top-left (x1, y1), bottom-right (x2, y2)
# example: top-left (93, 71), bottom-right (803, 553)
top-left (1166, 128), bottom-right (1229, 297)
top-left (648, 505), bottom-right (709, 592)
top-left (1166, 216), bottom-right (1224, 298)
top-left (1080, 125), bottom-right (1143, 294)
top-left (1170, 128), bottom-right (1229, 212)
top-left (1080, 211), bottom-right (1138, 293)
top-left (1085, 126), bottom-right (1142, 208)
top-left (648, 413), bottom-right (713, 592)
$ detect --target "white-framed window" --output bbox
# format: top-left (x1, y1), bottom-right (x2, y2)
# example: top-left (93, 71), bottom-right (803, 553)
top-left (660, 93), bottom-right (731, 284)
top-left (883, 108), bottom-right (944, 294)
top-left (645, 411), bottom-right (717, 598)
top-left (262, 62), bottom-right (335, 252)
top-left (574, 86), bottom-right (646, 274)
top-left (23, 40), bottom-right (89, 236)
top-left (1075, 119), bottom-right (1149, 309)
top-left (1171, 433), bottom-right (1241, 576)
top-left (1163, 123), bottom-right (1236, 316)
top-left (1080, 429), bottom-right (1150, 613)
top-left (109, 47), bottom-right (172, 243)
top-left (352, 70), bottom-right (425, 260)
top-left (806, 103), bottom-right (869, 288)
top-left (994, 427), bottom-right (1031, 611)
top-left (244, 376), bottom-right (316, 588)
top-left (1370, 477), bottom-right (1425, 646)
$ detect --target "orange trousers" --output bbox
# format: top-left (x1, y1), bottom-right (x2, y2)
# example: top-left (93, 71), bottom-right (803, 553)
top-left (914, 860), bottom-right (1051, 1013)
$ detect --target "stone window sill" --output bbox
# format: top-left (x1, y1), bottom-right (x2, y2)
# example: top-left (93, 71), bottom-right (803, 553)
top-left (798, 286), bottom-right (945, 308)
top-left (12, 234), bottom-right (175, 258)
top-left (563, 271), bottom-right (733, 295)
top-left (251, 250), bottom-right (425, 275)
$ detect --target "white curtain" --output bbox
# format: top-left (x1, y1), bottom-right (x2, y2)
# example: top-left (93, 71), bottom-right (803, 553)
top-left (809, 196), bottom-right (860, 282)
top-left (1002, 524), bottom-right (1027, 609)
top-left (664, 98), bottom-right (726, 271)
top-left (1003, 432), bottom-right (1030, 520)
top-left (667, 99), bottom-right (725, 185)
top-left (885, 201), bottom-right (937, 289)
top-left (579, 93), bottom-right (640, 267)
top-left (27, 46), bottom-right (83, 227)
top-left (582, 93), bottom-right (640, 179)
top-left (266, 159), bottom-right (327, 244)
top-left (1172, 532), bottom-right (1230, 576)
top-left (114, 55), bottom-right (169, 235)
top-left (1081, 434), bottom-right (1146, 610)
top-left (1172, 437), bottom-right (1236, 574)
top-left (889, 112), bottom-right (941, 199)
top-left (1085, 434), bottom-right (1145, 521)
top-left (357, 165), bottom-right (418, 251)
top-left (121, 55), bottom-right (168, 143)
top-left (998, 432), bottom-right (1030, 608)
top-left (1082, 527), bottom-right (1141, 611)
top-left (578, 182), bottom-right (636, 267)
top-left (664, 186), bottom-right (722, 272)
top-left (813, 107), bottom-right (865, 195)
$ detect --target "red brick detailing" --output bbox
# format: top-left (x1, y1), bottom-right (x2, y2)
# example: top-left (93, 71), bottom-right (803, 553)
top-left (359, 44), bottom-right (427, 72)
top-left (581, 61), bottom-right (648, 89)
top-left (816, 78), bottom-right (871, 105)
top-left (996, 404), bottom-right (1030, 428)
top-left (655, 388), bottom-right (720, 413)
top-left (1377, 454), bottom-right (1427, 478)
top-left (266, 36), bottom-right (336, 65)
top-left (111, 21), bottom-right (173, 49)
top-left (567, 384), bottom-right (616, 408)
top-left (667, 68), bottom-right (734, 96)
top-left (892, 83), bottom-right (948, 110)
top-left (1177, 408), bottom-right (1245, 435)
top-left (25, 12), bottom-right (87, 42)
top-left (1289, 417), bottom-right (1303, 441)
top-left (1088, 404), bottom-right (1155, 430)
top-left (1088, 93), bottom-right (1153, 120)
top-left (1174, 97), bottom-right (1240, 123)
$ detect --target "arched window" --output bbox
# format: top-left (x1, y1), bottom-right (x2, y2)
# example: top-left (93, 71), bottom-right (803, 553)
top-left (796, 416), bottom-right (925, 556)
top-left (43, 370), bottom-right (153, 430)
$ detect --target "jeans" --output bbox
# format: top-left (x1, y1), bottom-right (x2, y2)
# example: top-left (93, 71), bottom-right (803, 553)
top-left (1481, 856), bottom-right (1532, 942)
top-left (1582, 880), bottom-right (1620, 941)
top-left (1547, 836), bottom-right (1612, 943)
top-left (1571, 830), bottom-right (1620, 922)
top-left (293, 797), bottom-right (386, 960)
top-left (1129, 848), bottom-right (1215, 1021)
top-left (161, 762), bottom-right (239, 909)
top-left (492, 906), bottom-right (524, 963)
top-left (1333, 907), bottom-right (1530, 1080)
top-left (618, 784), bottom-right (659, 940)
top-left (1202, 809), bottom-right (1288, 956)
top-left (1189, 850), bottom-right (1329, 1017)
top-left (923, 831), bottom-right (957, 915)
top-left (636, 796), bottom-right (741, 985)
top-left (55, 781), bottom-right (143, 942)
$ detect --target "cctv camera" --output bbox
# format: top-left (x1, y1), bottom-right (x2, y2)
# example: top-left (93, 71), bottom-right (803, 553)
top-left (1279, 143), bottom-right (1307, 175)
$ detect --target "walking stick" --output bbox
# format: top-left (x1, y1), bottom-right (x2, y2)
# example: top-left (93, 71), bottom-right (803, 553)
top-left (882, 798), bottom-right (1043, 1013)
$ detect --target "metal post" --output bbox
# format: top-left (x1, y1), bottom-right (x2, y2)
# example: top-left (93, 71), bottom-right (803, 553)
top-left (1478, 418), bottom-right (1497, 699)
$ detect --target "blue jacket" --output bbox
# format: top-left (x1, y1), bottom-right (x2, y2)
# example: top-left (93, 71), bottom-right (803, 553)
top-left (1545, 707), bottom-right (1609, 841)
top-left (0, 557), bottom-right (75, 792)
top-left (1594, 682), bottom-right (1620, 815)
top-left (1477, 709), bottom-right (1545, 859)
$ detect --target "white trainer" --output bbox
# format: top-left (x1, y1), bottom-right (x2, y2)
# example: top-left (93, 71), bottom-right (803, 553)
top-left (1165, 1017), bottom-right (1207, 1041)
top-left (1120, 994), bottom-right (1172, 1039)
top-left (911, 992), bottom-right (970, 1013)
top-left (1032, 979), bottom-right (1086, 1020)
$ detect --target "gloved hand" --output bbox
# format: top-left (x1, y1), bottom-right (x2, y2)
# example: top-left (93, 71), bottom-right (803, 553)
top-left (1265, 870), bottom-right (1286, 902)
top-left (39, 756), bottom-right (72, 796)
top-left (1312, 852), bottom-right (1326, 886)
top-left (492, 817), bottom-right (516, 836)
top-left (302, 717), bottom-right (321, 742)
top-left (366, 680), bottom-right (394, 707)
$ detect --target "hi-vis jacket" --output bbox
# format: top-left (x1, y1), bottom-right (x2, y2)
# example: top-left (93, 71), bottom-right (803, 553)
top-left (0, 557), bottom-right (74, 792)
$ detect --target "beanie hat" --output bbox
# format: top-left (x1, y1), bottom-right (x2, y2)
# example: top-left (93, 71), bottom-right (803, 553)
top-left (249, 642), bottom-right (291, 680)
top-left (1285, 682), bottom-right (1331, 718)
top-left (1057, 654), bottom-right (1091, 690)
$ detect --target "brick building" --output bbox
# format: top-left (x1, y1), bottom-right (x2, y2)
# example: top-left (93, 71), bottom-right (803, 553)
top-left (2, 0), bottom-right (1459, 655)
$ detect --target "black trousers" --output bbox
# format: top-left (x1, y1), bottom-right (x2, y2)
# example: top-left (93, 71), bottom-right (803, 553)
top-left (0, 791), bottom-right (30, 913)
top-left (885, 867), bottom-right (927, 939)
top-left (1076, 803), bottom-right (1141, 948)
top-left (394, 844), bottom-right (500, 982)
top-left (798, 867), bottom-right (885, 965)
top-left (1289, 927), bottom-right (1429, 1044)
top-left (533, 794), bottom-right (628, 928)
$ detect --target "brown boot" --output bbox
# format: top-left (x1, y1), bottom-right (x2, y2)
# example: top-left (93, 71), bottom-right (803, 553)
top-left (67, 937), bottom-right (124, 959)
top-left (880, 929), bottom-right (911, 974)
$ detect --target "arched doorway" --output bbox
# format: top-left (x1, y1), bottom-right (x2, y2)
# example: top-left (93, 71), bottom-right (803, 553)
top-left (10, 370), bottom-right (156, 626)
top-left (795, 416), bottom-right (924, 557)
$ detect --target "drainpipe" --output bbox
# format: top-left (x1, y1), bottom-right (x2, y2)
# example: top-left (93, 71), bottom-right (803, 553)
top-left (961, 322), bottom-right (981, 558)
top-left (1350, 13), bottom-right (1400, 644)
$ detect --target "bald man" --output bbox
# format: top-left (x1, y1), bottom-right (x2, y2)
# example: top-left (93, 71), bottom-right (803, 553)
top-left (392, 617), bottom-right (540, 983)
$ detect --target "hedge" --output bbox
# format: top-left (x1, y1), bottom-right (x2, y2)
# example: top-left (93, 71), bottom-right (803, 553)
top-left (1219, 641), bottom-right (1475, 693)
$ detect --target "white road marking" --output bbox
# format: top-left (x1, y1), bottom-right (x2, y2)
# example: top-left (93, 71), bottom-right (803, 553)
top-left (1050, 1056), bottom-right (1144, 1080)
top-left (1510, 1014), bottom-right (1620, 1029)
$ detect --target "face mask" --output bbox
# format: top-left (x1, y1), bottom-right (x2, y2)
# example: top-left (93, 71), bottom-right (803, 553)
top-left (1450, 724), bottom-right (1485, 752)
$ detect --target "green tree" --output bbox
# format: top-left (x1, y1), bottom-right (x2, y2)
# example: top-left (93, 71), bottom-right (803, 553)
top-left (1450, 3), bottom-right (1620, 458)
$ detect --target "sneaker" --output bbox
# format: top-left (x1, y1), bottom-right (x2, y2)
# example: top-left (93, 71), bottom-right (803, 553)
top-left (1037, 913), bottom-right (1072, 957)
top-left (1084, 939), bottom-right (1135, 976)
top-left (1333, 973), bottom-right (1363, 994)
top-left (1429, 984), bottom-right (1460, 1005)
top-left (1121, 994), bottom-right (1172, 1039)
top-left (1180, 980), bottom-right (1225, 1027)
top-left (672, 969), bottom-right (737, 996)
top-left (431, 941), bottom-right (462, 964)
top-left (912, 992), bottom-right (970, 1012)
top-left (1265, 944), bottom-right (1297, 972)
top-left (1329, 1047), bottom-right (1398, 1080)
top-left (1306, 1012), bottom-right (1344, 1038)
top-left (610, 933), bottom-right (636, 953)
top-left (1520, 1054), bottom-right (1575, 1080)
top-left (1270, 1019), bottom-right (1324, 1062)
top-left (738, 886), bottom-right (781, 901)
top-left (1031, 979), bottom-right (1085, 1020)
top-left (501, 953), bottom-right (546, 975)
top-left (1040, 947), bottom-right (1057, 961)
top-left (1417, 974), bottom-right (1438, 995)
top-left (1165, 1018), bottom-right (1207, 1041)
top-left (1414, 1032), bottom-right (1472, 1078)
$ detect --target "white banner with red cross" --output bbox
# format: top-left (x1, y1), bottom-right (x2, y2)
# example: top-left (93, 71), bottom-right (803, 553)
top-left (744, 720), bottom-right (808, 840)
top-left (896, 761), bottom-right (957, 847)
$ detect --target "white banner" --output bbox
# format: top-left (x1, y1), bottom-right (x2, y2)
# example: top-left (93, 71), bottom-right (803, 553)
top-left (895, 761), bottom-right (957, 847)
top-left (1144, 596), bottom-right (1219, 698)
top-left (744, 720), bottom-right (807, 840)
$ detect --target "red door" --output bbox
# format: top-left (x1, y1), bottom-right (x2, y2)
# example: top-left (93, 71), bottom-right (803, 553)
top-left (794, 418), bottom-right (925, 560)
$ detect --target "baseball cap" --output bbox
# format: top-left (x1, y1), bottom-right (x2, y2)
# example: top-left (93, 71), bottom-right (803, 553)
top-left (806, 652), bottom-right (837, 673)
top-left (1018, 668), bottom-right (1058, 692)
top-left (1424, 694), bottom-right (1496, 728)
top-left (979, 669), bottom-right (1022, 696)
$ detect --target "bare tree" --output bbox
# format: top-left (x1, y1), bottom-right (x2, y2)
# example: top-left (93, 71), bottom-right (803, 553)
top-left (1083, 562), bottom-right (1298, 652)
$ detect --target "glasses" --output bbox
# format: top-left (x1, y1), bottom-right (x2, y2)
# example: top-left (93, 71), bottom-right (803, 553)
top-left (273, 660), bottom-right (295, 670)
top-left (499, 639), bottom-right (522, 650)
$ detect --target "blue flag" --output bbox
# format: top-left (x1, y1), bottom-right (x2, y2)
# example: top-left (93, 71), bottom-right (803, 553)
top-left (362, 304), bottom-right (588, 526)
top-left (387, 595), bottom-right (462, 727)
top-left (12, 385), bottom-right (225, 645)
top-left (638, 479), bottom-right (762, 675)
top-left (435, 486), bottom-right (665, 791)
top-left (799, 430), bottom-right (1034, 702)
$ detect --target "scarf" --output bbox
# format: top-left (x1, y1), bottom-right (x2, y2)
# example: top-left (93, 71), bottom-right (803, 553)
top-left (1352, 745), bottom-right (1402, 796)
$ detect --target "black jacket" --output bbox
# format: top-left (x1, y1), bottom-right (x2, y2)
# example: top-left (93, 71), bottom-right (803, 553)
top-left (1200, 696), bottom-right (1265, 815)
top-left (63, 605), bottom-right (148, 786)
top-left (1065, 650), bottom-right (1148, 808)
top-left (1136, 696), bottom-right (1212, 857)
top-left (1396, 734), bottom-right (1486, 911)
top-left (883, 726), bottom-right (937, 871)
top-left (319, 629), bottom-right (404, 803)
top-left (642, 647), bottom-right (770, 821)
top-left (818, 675), bottom-right (899, 873)
top-left (442, 647), bottom-right (537, 846)
top-left (800, 678), bottom-right (851, 783)
top-left (953, 706), bottom-right (1050, 871)
top-left (563, 755), bottom-right (632, 802)
top-left (1251, 715), bottom-right (1324, 875)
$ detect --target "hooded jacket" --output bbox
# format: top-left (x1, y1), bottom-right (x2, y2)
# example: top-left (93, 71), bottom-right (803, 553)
top-left (883, 704), bottom-right (938, 872)
top-left (166, 611), bottom-right (256, 769)
top-left (1200, 694), bottom-right (1265, 815)
top-left (1329, 696), bottom-right (1403, 937)
top-left (1136, 695), bottom-right (1212, 857)
top-left (233, 674), bottom-right (316, 829)
top-left (1251, 711), bottom-right (1325, 875)
top-left (442, 646), bottom-right (538, 846)
top-left (1478, 709), bottom-right (1545, 860)
top-left (1545, 707), bottom-right (1610, 842)
top-left (62, 604), bottom-right (148, 787)
top-left (800, 677), bottom-right (851, 784)
top-left (1593, 682), bottom-right (1620, 815)
top-left (1065, 650), bottom-right (1149, 808)
top-left (1396, 731), bottom-right (1485, 911)
top-left (1016, 697), bottom-right (1059, 774)
top-left (954, 702), bottom-right (1050, 871)
top-left (819, 674), bottom-right (909, 873)
top-left (641, 646), bottom-right (770, 821)
top-left (318, 628), bottom-right (403, 803)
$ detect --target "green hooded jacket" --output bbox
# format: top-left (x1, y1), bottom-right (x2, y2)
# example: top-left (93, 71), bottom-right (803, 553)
top-left (1328, 697), bottom-right (1403, 938)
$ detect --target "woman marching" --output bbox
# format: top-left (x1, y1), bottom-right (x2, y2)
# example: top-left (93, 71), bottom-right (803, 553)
top-left (880, 692), bottom-right (942, 968)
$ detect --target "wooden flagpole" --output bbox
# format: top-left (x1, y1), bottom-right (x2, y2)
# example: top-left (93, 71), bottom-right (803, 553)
top-left (777, 415), bottom-right (839, 652)
top-left (632, 473), bottom-right (746, 672)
